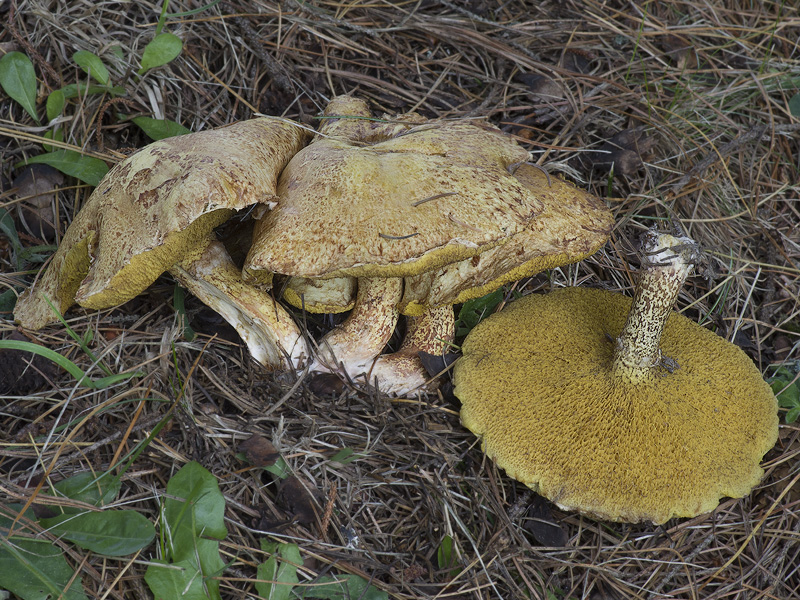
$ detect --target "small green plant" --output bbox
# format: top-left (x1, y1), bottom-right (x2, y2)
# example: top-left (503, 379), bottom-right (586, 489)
top-left (145, 461), bottom-right (228, 600)
top-left (0, 1), bottom-right (188, 187)
top-left (769, 365), bottom-right (800, 423)
top-left (1, 470), bottom-right (156, 600)
top-left (455, 287), bottom-right (506, 339)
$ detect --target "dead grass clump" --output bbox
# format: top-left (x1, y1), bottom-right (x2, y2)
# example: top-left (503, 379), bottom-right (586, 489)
top-left (2, 0), bottom-right (799, 598)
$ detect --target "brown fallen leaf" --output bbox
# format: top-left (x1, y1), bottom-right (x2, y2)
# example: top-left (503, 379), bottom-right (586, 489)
top-left (239, 434), bottom-right (280, 467)
top-left (277, 475), bottom-right (322, 525)
top-left (12, 164), bottom-right (64, 244)
top-left (583, 128), bottom-right (655, 177)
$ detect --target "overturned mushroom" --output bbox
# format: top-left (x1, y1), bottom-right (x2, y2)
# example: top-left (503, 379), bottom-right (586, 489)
top-left (14, 117), bottom-right (309, 369)
top-left (14, 117), bottom-right (308, 331)
top-left (278, 161), bottom-right (613, 394)
top-left (454, 229), bottom-right (779, 523)
top-left (245, 96), bottom-right (546, 391)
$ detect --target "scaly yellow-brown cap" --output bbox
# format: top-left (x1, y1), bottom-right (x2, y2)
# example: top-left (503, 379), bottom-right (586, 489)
top-left (400, 164), bottom-right (613, 315)
top-left (454, 287), bottom-right (779, 524)
top-left (14, 117), bottom-right (309, 330)
top-left (245, 98), bottom-right (541, 279)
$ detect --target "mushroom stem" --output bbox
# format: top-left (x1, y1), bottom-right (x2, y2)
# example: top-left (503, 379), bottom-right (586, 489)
top-left (312, 277), bottom-right (403, 376)
top-left (368, 305), bottom-right (456, 396)
top-left (169, 238), bottom-right (309, 370)
top-left (613, 229), bottom-right (700, 381)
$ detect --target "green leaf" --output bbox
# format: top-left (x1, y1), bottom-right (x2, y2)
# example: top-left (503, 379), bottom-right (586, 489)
top-left (139, 32), bottom-right (183, 75)
top-left (173, 285), bottom-right (196, 341)
top-left (0, 537), bottom-right (88, 600)
top-left (52, 471), bottom-right (121, 506)
top-left (0, 51), bottom-right (39, 123)
top-left (455, 288), bottom-right (505, 338)
top-left (437, 535), bottom-right (454, 569)
top-left (298, 574), bottom-right (387, 600)
top-left (328, 448), bottom-right (359, 465)
top-left (46, 89), bottom-right (65, 122)
top-left (58, 82), bottom-right (126, 99)
top-left (0, 288), bottom-right (17, 314)
top-left (789, 93), bottom-right (800, 118)
top-left (158, 462), bottom-right (227, 600)
top-left (255, 542), bottom-right (301, 600)
top-left (133, 116), bottom-right (192, 141)
top-left (24, 150), bottom-right (109, 186)
top-left (264, 456), bottom-right (291, 480)
top-left (145, 559), bottom-right (211, 600)
top-left (165, 462), bottom-right (227, 542)
top-left (39, 511), bottom-right (155, 556)
top-left (72, 50), bottom-right (110, 85)
top-left (0, 207), bottom-right (22, 261)
top-left (787, 405), bottom-right (800, 424)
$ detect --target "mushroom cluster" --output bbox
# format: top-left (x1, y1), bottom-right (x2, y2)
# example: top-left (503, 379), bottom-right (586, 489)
top-left (14, 96), bottom-right (613, 395)
top-left (454, 229), bottom-right (779, 523)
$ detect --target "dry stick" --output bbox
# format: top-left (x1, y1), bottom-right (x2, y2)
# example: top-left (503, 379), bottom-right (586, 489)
top-left (670, 123), bottom-right (800, 195)
top-left (223, 2), bottom-right (295, 95)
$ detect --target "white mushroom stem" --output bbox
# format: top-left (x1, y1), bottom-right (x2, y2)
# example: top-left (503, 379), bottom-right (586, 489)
top-left (312, 277), bottom-right (403, 376)
top-left (368, 305), bottom-right (456, 396)
top-left (613, 229), bottom-right (700, 381)
top-left (169, 239), bottom-right (309, 370)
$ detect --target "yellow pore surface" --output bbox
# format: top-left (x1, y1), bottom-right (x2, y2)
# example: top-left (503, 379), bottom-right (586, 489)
top-left (454, 287), bottom-right (779, 524)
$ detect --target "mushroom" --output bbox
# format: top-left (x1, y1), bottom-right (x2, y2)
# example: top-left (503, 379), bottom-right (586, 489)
top-left (14, 117), bottom-right (309, 350)
top-left (454, 229), bottom-right (779, 523)
top-left (276, 162), bottom-right (613, 395)
top-left (245, 96), bottom-right (546, 390)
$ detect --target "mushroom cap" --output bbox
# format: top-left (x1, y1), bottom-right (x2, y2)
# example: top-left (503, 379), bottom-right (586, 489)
top-left (245, 98), bottom-right (542, 279)
top-left (14, 117), bottom-right (308, 330)
top-left (400, 164), bottom-right (613, 315)
top-left (454, 287), bottom-right (779, 524)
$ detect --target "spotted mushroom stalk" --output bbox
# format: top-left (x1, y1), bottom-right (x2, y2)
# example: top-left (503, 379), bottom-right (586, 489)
top-left (454, 228), bottom-right (779, 523)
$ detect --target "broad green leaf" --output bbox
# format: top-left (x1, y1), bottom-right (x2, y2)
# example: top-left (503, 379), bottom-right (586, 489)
top-left (264, 456), bottom-right (291, 480)
top-left (145, 559), bottom-right (210, 600)
top-left (72, 50), bottom-right (110, 85)
top-left (24, 150), bottom-right (109, 186)
top-left (0, 537), bottom-right (88, 600)
top-left (46, 89), bottom-right (65, 121)
top-left (52, 470), bottom-right (121, 506)
top-left (42, 127), bottom-right (64, 152)
top-left (437, 535), bottom-right (454, 569)
top-left (455, 287), bottom-right (505, 338)
top-left (0, 504), bottom-right (38, 530)
top-left (297, 574), bottom-right (388, 600)
top-left (328, 448), bottom-right (359, 465)
top-left (160, 462), bottom-right (227, 599)
top-left (0, 288), bottom-right (17, 314)
top-left (256, 542), bottom-right (301, 600)
top-left (58, 82), bottom-right (126, 99)
top-left (789, 93), bottom-right (800, 118)
top-left (0, 51), bottom-right (39, 122)
top-left (787, 405), bottom-right (800, 424)
top-left (39, 511), bottom-right (155, 556)
top-left (139, 32), bottom-right (183, 75)
top-left (165, 462), bottom-right (227, 541)
top-left (133, 116), bottom-right (191, 141)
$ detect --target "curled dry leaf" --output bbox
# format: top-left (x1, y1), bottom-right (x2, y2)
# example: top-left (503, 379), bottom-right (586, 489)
top-left (239, 434), bottom-right (280, 467)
